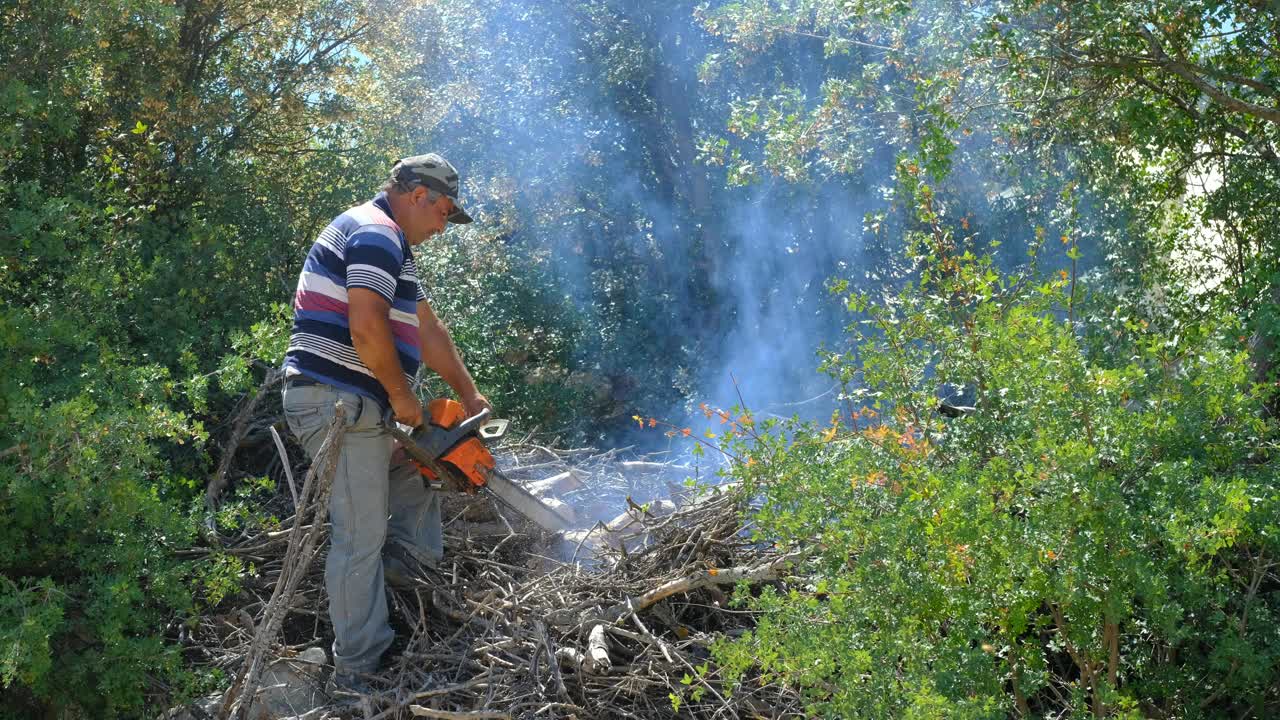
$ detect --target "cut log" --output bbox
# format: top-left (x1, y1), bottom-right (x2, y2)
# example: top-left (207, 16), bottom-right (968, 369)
top-left (524, 469), bottom-right (585, 498)
top-left (619, 461), bottom-right (689, 474)
top-left (586, 624), bottom-right (611, 674)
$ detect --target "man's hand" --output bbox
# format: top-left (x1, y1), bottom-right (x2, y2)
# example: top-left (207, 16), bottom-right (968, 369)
top-left (461, 392), bottom-right (492, 418)
top-left (391, 390), bottom-right (425, 428)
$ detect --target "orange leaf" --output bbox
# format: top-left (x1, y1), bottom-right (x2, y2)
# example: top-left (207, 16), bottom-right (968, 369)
top-left (648, 418), bottom-right (657, 428)
top-left (681, 428), bottom-right (691, 437)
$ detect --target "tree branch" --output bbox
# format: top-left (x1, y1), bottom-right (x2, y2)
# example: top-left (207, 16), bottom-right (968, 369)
top-left (1139, 27), bottom-right (1280, 126)
top-left (206, 368), bottom-right (283, 509)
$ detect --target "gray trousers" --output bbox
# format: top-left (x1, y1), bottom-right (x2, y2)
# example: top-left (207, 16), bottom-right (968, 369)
top-left (282, 383), bottom-right (443, 673)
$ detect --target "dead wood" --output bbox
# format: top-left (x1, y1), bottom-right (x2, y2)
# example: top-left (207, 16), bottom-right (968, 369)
top-left (179, 437), bottom-right (806, 719)
top-left (598, 551), bottom-right (802, 625)
top-left (218, 402), bottom-right (346, 720)
top-left (207, 368), bottom-right (283, 510)
top-left (409, 708), bottom-right (512, 719)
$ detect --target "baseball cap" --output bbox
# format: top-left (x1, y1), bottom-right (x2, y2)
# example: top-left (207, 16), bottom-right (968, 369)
top-left (390, 153), bottom-right (473, 224)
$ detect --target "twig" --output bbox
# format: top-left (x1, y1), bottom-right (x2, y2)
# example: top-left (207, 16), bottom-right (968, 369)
top-left (408, 708), bottom-right (511, 719)
top-left (269, 424), bottom-right (299, 510)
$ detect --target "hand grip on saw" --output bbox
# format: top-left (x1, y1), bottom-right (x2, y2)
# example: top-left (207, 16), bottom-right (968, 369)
top-left (381, 404), bottom-right (508, 490)
top-left (382, 406), bottom-right (508, 448)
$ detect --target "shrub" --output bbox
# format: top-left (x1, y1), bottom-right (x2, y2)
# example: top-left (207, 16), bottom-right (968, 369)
top-left (0, 314), bottom-right (204, 717)
top-left (713, 192), bottom-right (1280, 718)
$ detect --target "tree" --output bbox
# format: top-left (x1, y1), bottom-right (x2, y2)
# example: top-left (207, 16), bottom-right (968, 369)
top-left (0, 0), bottom-right (421, 713)
top-left (984, 0), bottom-right (1280, 393)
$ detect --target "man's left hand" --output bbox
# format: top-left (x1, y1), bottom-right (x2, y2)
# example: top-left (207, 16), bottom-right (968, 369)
top-left (462, 392), bottom-right (492, 417)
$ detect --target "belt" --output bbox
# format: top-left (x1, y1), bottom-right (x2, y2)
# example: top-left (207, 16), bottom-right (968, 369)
top-left (283, 376), bottom-right (386, 421)
top-left (284, 375), bottom-right (322, 390)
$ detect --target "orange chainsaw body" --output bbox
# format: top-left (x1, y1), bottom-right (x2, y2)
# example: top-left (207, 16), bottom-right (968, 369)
top-left (413, 399), bottom-right (495, 490)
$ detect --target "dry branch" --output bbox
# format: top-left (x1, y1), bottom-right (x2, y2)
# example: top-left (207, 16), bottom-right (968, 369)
top-left (268, 424), bottom-right (299, 509)
top-left (207, 369), bottom-right (283, 509)
top-left (601, 551), bottom-right (801, 624)
top-left (409, 708), bottom-right (512, 719)
top-left (217, 402), bottom-right (347, 720)
top-left (587, 624), bottom-right (611, 673)
top-left (178, 439), bottom-right (803, 719)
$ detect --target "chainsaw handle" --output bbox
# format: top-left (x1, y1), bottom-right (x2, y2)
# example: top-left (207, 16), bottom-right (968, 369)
top-left (452, 408), bottom-right (492, 436)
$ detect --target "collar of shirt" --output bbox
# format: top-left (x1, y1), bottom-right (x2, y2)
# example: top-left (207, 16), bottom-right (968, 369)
top-left (372, 191), bottom-right (398, 226)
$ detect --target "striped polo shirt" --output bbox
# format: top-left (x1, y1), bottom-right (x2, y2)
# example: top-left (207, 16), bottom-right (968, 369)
top-left (283, 193), bottom-right (426, 407)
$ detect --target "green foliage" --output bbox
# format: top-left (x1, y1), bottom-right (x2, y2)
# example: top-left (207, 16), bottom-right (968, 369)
top-left (410, 224), bottom-right (590, 432)
top-left (0, 343), bottom-right (202, 716)
top-left (0, 0), bottom-right (429, 714)
top-left (713, 198), bottom-right (1280, 716)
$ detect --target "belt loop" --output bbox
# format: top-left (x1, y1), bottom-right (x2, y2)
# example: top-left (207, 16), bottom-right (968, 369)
top-left (355, 394), bottom-right (369, 427)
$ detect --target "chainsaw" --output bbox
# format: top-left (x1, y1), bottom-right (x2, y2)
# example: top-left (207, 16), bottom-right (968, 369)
top-left (382, 399), bottom-right (573, 533)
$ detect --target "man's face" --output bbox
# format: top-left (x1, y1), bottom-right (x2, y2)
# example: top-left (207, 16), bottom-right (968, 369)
top-left (406, 186), bottom-right (456, 245)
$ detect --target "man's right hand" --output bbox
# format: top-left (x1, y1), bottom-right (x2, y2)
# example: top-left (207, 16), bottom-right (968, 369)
top-left (390, 391), bottom-right (424, 428)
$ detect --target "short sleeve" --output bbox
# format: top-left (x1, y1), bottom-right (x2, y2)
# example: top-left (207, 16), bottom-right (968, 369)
top-left (345, 225), bottom-right (404, 304)
top-left (416, 281), bottom-right (428, 303)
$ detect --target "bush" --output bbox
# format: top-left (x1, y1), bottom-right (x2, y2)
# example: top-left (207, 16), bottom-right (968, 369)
top-left (713, 193), bottom-right (1280, 718)
top-left (0, 313), bottom-right (204, 717)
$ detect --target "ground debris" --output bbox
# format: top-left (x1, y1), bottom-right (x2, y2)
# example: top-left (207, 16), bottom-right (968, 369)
top-left (177, 442), bottom-right (804, 719)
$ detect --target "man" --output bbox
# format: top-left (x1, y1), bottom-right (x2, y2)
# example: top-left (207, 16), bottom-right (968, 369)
top-left (281, 154), bottom-right (490, 690)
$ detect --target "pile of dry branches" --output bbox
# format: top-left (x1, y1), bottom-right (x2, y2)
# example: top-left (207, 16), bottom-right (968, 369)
top-left (185, 417), bottom-right (804, 719)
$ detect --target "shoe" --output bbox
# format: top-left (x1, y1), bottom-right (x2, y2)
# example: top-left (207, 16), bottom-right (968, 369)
top-left (383, 541), bottom-right (439, 589)
top-left (326, 668), bottom-right (375, 698)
